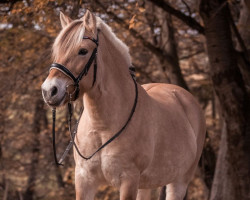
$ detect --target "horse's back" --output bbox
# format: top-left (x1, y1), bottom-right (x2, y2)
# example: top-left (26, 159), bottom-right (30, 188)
top-left (142, 83), bottom-right (205, 139)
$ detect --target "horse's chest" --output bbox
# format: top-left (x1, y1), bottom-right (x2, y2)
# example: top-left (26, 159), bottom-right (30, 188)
top-left (76, 157), bottom-right (105, 186)
top-left (76, 154), bottom-right (125, 187)
top-left (100, 155), bottom-right (126, 187)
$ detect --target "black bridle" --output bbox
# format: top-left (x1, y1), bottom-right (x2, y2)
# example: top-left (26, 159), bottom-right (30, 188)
top-left (50, 32), bottom-right (138, 166)
top-left (50, 35), bottom-right (99, 101)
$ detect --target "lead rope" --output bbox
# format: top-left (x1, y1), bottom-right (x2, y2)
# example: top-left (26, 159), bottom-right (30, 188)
top-left (52, 108), bottom-right (63, 165)
top-left (52, 104), bottom-right (83, 165)
top-left (52, 74), bottom-right (138, 165)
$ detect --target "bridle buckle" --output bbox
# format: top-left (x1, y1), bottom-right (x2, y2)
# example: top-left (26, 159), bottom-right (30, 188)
top-left (66, 84), bottom-right (79, 102)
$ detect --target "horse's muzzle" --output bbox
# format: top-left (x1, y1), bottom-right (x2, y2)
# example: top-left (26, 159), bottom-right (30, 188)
top-left (41, 79), bottom-right (67, 107)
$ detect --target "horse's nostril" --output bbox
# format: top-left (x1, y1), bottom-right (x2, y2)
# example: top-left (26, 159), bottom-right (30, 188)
top-left (51, 86), bottom-right (58, 97)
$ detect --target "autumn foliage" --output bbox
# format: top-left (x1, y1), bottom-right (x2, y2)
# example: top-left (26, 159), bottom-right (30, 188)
top-left (0, 0), bottom-right (250, 200)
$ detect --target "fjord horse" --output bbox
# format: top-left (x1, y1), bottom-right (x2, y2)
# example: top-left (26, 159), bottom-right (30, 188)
top-left (41, 10), bottom-right (206, 200)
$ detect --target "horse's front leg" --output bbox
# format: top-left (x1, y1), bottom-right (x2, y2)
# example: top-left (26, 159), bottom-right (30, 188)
top-left (119, 171), bottom-right (140, 200)
top-left (75, 169), bottom-right (98, 200)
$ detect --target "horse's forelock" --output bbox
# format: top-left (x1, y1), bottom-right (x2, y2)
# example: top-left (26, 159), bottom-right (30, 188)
top-left (52, 20), bottom-right (85, 61)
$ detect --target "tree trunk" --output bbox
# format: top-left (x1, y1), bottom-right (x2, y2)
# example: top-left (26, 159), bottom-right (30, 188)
top-left (209, 122), bottom-right (235, 200)
top-left (199, 0), bottom-right (250, 199)
top-left (23, 98), bottom-right (47, 199)
top-left (159, 13), bottom-right (189, 90)
top-left (237, 0), bottom-right (250, 49)
top-left (235, 0), bottom-right (250, 94)
top-left (154, 7), bottom-right (189, 90)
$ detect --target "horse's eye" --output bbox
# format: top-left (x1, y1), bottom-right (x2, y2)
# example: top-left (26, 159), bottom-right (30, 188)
top-left (78, 48), bottom-right (88, 55)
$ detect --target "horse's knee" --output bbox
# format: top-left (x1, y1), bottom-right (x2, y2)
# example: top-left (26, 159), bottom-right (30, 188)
top-left (120, 182), bottom-right (138, 200)
top-left (119, 175), bottom-right (140, 200)
top-left (166, 182), bottom-right (188, 200)
top-left (75, 177), bottom-right (97, 200)
top-left (136, 189), bottom-right (151, 200)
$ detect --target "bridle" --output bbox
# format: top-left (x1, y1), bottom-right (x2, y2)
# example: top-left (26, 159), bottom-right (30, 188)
top-left (49, 31), bottom-right (138, 166)
top-left (50, 34), bottom-right (99, 101)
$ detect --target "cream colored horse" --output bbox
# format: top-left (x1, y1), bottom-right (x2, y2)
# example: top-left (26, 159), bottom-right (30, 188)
top-left (41, 11), bottom-right (206, 200)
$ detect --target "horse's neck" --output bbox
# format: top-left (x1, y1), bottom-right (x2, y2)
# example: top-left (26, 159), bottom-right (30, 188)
top-left (82, 32), bottom-right (134, 130)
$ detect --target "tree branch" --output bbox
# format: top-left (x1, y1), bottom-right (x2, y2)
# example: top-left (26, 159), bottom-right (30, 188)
top-left (181, 0), bottom-right (192, 16)
top-left (95, 0), bottom-right (165, 58)
top-left (96, 0), bottom-right (189, 89)
top-left (180, 49), bottom-right (204, 60)
top-left (228, 8), bottom-right (248, 59)
top-left (148, 0), bottom-right (204, 34)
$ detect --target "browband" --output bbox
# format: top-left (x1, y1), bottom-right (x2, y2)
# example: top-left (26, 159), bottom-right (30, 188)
top-left (83, 36), bottom-right (98, 46)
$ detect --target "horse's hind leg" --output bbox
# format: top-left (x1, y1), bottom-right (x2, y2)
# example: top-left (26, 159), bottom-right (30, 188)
top-left (136, 189), bottom-right (151, 200)
top-left (165, 181), bottom-right (188, 200)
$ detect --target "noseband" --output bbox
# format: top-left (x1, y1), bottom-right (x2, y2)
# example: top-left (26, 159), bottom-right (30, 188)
top-left (50, 34), bottom-right (99, 101)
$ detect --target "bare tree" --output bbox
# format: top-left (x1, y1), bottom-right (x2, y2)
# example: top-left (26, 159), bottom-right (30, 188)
top-left (199, 0), bottom-right (250, 199)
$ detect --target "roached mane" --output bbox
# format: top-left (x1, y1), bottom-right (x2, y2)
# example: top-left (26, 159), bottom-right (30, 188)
top-left (52, 15), bottom-right (131, 67)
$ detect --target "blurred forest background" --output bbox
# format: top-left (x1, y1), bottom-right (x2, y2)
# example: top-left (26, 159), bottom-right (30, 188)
top-left (0, 0), bottom-right (250, 199)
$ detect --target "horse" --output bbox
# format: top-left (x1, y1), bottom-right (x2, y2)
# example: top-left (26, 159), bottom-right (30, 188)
top-left (41, 10), bottom-right (206, 200)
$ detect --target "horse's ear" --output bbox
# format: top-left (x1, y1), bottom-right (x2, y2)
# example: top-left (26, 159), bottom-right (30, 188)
top-left (60, 11), bottom-right (72, 28)
top-left (82, 10), bottom-right (96, 34)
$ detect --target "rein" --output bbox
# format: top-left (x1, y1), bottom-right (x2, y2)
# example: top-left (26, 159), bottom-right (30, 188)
top-left (50, 33), bottom-right (138, 165)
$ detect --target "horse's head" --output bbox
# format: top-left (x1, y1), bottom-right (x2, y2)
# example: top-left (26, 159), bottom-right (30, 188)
top-left (41, 10), bottom-right (98, 107)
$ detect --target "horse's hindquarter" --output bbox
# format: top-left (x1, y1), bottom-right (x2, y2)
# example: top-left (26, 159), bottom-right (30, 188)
top-left (137, 83), bottom-right (206, 188)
